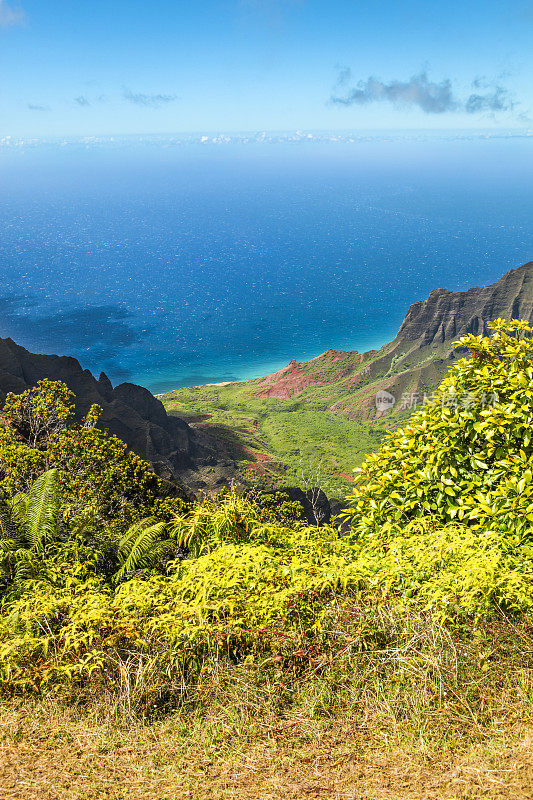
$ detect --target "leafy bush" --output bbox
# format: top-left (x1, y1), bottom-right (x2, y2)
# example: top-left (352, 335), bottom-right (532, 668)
top-left (0, 380), bottom-right (165, 530)
top-left (343, 319), bottom-right (533, 536)
top-left (2, 493), bottom-right (533, 697)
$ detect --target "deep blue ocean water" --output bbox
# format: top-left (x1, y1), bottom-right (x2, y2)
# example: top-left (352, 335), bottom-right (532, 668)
top-left (0, 135), bottom-right (532, 393)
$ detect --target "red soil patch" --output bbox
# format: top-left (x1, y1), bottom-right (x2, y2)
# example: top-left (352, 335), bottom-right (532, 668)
top-left (336, 472), bottom-right (355, 482)
top-left (250, 350), bottom-right (368, 399)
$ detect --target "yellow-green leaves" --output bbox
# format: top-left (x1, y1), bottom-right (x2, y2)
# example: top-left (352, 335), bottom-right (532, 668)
top-left (343, 319), bottom-right (533, 538)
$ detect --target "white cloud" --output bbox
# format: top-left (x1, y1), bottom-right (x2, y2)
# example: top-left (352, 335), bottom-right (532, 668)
top-left (0, 1), bottom-right (25, 27)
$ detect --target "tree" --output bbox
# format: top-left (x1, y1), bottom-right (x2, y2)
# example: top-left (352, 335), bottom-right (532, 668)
top-left (0, 380), bottom-right (164, 530)
top-left (343, 319), bottom-right (533, 537)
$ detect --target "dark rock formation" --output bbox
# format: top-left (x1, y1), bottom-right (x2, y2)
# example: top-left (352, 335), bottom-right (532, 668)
top-left (321, 260), bottom-right (533, 419)
top-left (361, 260), bottom-right (533, 415)
top-left (395, 261), bottom-right (533, 346)
top-left (0, 337), bottom-right (231, 484)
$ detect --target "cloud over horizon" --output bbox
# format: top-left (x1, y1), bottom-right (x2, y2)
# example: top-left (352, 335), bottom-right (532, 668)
top-left (330, 70), bottom-right (517, 116)
top-left (122, 88), bottom-right (178, 108)
top-left (0, 0), bottom-right (25, 27)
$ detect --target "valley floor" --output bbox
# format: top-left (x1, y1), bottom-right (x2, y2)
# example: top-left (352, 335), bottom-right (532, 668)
top-left (1, 701), bottom-right (531, 800)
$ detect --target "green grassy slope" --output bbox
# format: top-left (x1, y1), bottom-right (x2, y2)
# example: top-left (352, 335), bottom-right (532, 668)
top-left (162, 360), bottom-right (388, 493)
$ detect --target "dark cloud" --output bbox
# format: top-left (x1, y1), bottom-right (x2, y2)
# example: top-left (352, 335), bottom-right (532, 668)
top-left (122, 88), bottom-right (178, 108)
top-left (465, 80), bottom-right (515, 113)
top-left (0, 1), bottom-right (25, 27)
top-left (331, 70), bottom-right (517, 116)
top-left (74, 95), bottom-right (91, 107)
top-left (27, 103), bottom-right (51, 112)
top-left (331, 71), bottom-right (457, 113)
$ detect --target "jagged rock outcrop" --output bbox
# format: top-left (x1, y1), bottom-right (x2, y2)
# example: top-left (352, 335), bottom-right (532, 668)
top-left (359, 260), bottom-right (533, 415)
top-left (395, 261), bottom-right (533, 346)
top-left (233, 261), bottom-right (533, 420)
top-left (0, 337), bottom-right (232, 483)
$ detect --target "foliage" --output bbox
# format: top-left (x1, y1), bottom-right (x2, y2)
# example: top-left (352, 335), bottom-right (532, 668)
top-left (0, 379), bottom-right (164, 529)
top-left (343, 319), bottom-right (533, 536)
top-left (1, 490), bottom-right (533, 696)
top-left (170, 491), bottom-right (307, 557)
top-left (0, 469), bottom-right (62, 590)
top-left (114, 518), bottom-right (168, 583)
top-left (11, 468), bottom-right (61, 552)
top-left (1, 323), bottom-right (533, 707)
top-left (252, 491), bottom-right (306, 526)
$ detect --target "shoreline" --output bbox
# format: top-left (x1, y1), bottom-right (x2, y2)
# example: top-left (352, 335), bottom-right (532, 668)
top-left (153, 337), bottom-right (393, 397)
top-left (155, 380), bottom-right (236, 397)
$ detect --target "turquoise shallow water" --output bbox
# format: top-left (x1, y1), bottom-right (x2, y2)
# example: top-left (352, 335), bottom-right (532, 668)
top-left (0, 135), bottom-right (532, 393)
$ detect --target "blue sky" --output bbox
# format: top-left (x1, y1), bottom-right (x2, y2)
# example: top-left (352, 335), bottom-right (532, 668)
top-left (1, 0), bottom-right (532, 136)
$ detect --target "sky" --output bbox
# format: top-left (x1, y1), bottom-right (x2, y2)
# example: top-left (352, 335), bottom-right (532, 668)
top-left (1, 0), bottom-right (532, 137)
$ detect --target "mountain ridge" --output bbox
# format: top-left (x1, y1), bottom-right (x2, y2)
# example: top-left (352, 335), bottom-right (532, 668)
top-left (162, 260), bottom-right (533, 490)
top-left (247, 260), bottom-right (533, 418)
top-left (0, 336), bottom-right (233, 486)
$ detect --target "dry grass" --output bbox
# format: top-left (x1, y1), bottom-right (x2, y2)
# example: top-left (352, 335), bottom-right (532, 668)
top-left (0, 698), bottom-right (532, 800)
top-left (1, 606), bottom-right (532, 799)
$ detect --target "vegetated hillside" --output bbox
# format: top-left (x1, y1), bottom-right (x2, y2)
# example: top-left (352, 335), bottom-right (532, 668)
top-left (1, 320), bottom-right (533, 799)
top-left (162, 261), bottom-right (533, 491)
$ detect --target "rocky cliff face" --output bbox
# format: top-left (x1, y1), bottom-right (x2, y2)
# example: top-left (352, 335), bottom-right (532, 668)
top-left (237, 261), bottom-right (533, 420)
top-left (361, 260), bottom-right (533, 415)
top-left (395, 261), bottom-right (533, 347)
top-left (0, 337), bottom-right (233, 485)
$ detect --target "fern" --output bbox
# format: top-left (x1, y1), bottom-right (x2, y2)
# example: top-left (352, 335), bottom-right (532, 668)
top-left (114, 518), bottom-right (167, 583)
top-left (0, 499), bottom-right (20, 546)
top-left (12, 469), bottom-right (60, 551)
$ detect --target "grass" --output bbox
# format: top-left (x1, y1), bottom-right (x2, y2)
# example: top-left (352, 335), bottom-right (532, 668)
top-left (162, 382), bottom-right (385, 493)
top-left (2, 699), bottom-right (532, 799)
top-left (2, 604), bottom-right (533, 799)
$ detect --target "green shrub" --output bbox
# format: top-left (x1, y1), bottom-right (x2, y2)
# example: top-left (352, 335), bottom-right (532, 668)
top-left (343, 319), bottom-right (533, 536)
top-left (0, 380), bottom-right (164, 530)
top-left (2, 493), bottom-right (533, 696)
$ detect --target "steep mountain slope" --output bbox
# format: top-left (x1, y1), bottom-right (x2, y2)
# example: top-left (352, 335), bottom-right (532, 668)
top-left (245, 260), bottom-right (533, 419)
top-left (163, 261), bottom-right (533, 488)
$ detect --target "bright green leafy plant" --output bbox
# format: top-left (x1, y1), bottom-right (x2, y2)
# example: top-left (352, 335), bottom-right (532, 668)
top-left (343, 319), bottom-right (533, 536)
top-left (0, 379), bottom-right (165, 530)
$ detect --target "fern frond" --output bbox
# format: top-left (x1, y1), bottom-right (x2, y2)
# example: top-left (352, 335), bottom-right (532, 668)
top-left (12, 549), bottom-right (37, 583)
top-left (18, 469), bottom-right (60, 550)
top-left (118, 517), bottom-right (157, 558)
top-left (0, 501), bottom-right (20, 546)
top-left (114, 519), bottom-right (166, 583)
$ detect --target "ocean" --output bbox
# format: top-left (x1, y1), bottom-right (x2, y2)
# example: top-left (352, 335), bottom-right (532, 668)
top-left (1, 132), bottom-right (532, 393)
